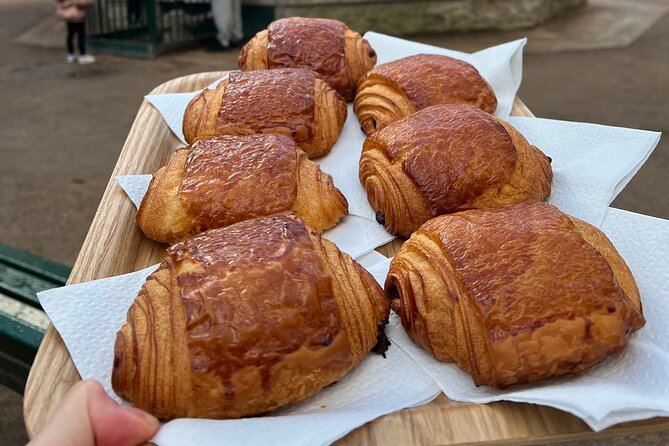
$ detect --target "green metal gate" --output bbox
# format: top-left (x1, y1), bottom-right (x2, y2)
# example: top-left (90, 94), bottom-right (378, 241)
top-left (86, 0), bottom-right (216, 58)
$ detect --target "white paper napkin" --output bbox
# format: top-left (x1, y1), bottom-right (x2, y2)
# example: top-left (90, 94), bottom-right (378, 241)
top-left (37, 262), bottom-right (441, 446)
top-left (509, 118), bottom-right (660, 227)
top-left (116, 175), bottom-right (151, 209)
top-left (368, 207), bottom-right (669, 431)
top-left (144, 92), bottom-right (200, 143)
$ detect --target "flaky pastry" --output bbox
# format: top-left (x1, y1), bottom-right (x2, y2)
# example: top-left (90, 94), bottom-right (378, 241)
top-left (387, 202), bottom-right (645, 388)
top-left (359, 104), bottom-right (552, 237)
top-left (183, 68), bottom-right (346, 158)
top-left (137, 134), bottom-right (347, 244)
top-left (238, 17), bottom-right (377, 101)
top-left (113, 214), bottom-right (390, 419)
top-left (355, 53), bottom-right (497, 134)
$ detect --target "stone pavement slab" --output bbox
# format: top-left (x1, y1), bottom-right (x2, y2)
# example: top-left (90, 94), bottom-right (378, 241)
top-left (414, 0), bottom-right (668, 53)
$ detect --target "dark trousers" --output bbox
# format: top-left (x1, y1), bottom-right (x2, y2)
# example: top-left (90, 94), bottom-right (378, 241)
top-left (66, 21), bottom-right (87, 55)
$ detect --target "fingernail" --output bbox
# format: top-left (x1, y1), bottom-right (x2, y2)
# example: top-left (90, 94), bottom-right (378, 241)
top-left (125, 406), bottom-right (161, 428)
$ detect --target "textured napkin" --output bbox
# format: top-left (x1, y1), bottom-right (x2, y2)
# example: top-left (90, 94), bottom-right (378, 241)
top-left (508, 118), bottom-right (660, 226)
top-left (366, 207), bottom-right (669, 431)
top-left (37, 254), bottom-right (440, 446)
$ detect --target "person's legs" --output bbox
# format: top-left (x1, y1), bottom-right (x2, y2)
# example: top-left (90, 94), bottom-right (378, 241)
top-left (210, 0), bottom-right (231, 47)
top-left (211, 0), bottom-right (243, 47)
top-left (66, 22), bottom-right (76, 55)
top-left (231, 0), bottom-right (243, 43)
top-left (72, 22), bottom-right (87, 55)
top-left (75, 21), bottom-right (96, 64)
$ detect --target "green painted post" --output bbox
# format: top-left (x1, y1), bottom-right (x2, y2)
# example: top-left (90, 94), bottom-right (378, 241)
top-left (146, 0), bottom-right (160, 55)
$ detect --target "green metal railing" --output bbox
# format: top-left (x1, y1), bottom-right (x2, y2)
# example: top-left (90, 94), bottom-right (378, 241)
top-left (84, 0), bottom-right (276, 57)
top-left (86, 0), bottom-right (216, 57)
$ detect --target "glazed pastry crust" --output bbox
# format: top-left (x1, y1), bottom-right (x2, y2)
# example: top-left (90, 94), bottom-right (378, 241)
top-left (113, 214), bottom-right (389, 419)
top-left (355, 54), bottom-right (497, 134)
top-left (238, 18), bottom-right (377, 101)
top-left (137, 134), bottom-right (347, 244)
top-left (183, 69), bottom-right (347, 158)
top-left (359, 104), bottom-right (552, 237)
top-left (386, 202), bottom-right (645, 388)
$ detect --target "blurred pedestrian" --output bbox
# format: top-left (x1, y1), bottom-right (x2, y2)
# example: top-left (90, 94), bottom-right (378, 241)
top-left (210, 0), bottom-right (243, 50)
top-left (56, 0), bottom-right (96, 64)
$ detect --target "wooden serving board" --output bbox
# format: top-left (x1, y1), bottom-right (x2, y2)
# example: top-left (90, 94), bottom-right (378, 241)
top-left (23, 72), bottom-right (669, 444)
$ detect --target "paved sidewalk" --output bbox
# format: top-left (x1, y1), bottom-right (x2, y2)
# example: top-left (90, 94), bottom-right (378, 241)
top-left (2, 0), bottom-right (667, 444)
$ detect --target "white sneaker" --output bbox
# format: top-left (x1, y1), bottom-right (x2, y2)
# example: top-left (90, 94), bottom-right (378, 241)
top-left (78, 54), bottom-right (96, 64)
top-left (66, 54), bottom-right (77, 63)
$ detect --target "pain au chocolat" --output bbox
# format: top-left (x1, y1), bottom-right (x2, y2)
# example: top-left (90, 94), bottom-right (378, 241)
top-left (113, 214), bottom-right (390, 419)
top-left (183, 68), bottom-right (346, 158)
top-left (137, 134), bottom-right (347, 244)
top-left (359, 104), bottom-right (552, 238)
top-left (387, 202), bottom-right (645, 388)
top-left (238, 17), bottom-right (377, 101)
top-left (355, 53), bottom-right (497, 134)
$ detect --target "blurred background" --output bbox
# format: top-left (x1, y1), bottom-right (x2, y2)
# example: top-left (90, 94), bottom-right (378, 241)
top-left (1, 0), bottom-right (667, 443)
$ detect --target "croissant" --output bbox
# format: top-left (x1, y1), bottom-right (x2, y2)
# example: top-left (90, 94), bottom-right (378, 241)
top-left (183, 68), bottom-right (347, 158)
top-left (113, 214), bottom-right (390, 419)
top-left (387, 202), bottom-right (645, 388)
top-left (136, 134), bottom-right (348, 244)
top-left (355, 54), bottom-right (497, 134)
top-left (359, 104), bottom-right (552, 238)
top-left (238, 17), bottom-right (377, 102)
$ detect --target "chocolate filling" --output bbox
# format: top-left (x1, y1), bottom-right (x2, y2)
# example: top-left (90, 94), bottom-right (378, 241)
top-left (372, 322), bottom-right (391, 357)
top-left (387, 284), bottom-right (400, 302)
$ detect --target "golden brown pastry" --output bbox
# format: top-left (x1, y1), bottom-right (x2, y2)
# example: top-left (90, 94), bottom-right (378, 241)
top-left (387, 202), bottom-right (645, 389)
top-left (238, 17), bottom-right (377, 101)
top-left (355, 54), bottom-right (497, 134)
top-left (137, 134), bottom-right (347, 244)
top-left (113, 214), bottom-right (390, 419)
top-left (359, 104), bottom-right (552, 238)
top-left (183, 68), bottom-right (347, 158)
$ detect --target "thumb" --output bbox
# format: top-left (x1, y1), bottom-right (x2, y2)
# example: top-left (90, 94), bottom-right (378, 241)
top-left (87, 380), bottom-right (160, 446)
top-left (29, 380), bottom-right (160, 446)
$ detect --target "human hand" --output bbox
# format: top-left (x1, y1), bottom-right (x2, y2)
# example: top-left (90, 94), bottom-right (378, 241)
top-left (28, 380), bottom-right (159, 446)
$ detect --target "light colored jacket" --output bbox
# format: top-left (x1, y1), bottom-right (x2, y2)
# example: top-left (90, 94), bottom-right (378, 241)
top-left (56, 0), bottom-right (93, 22)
